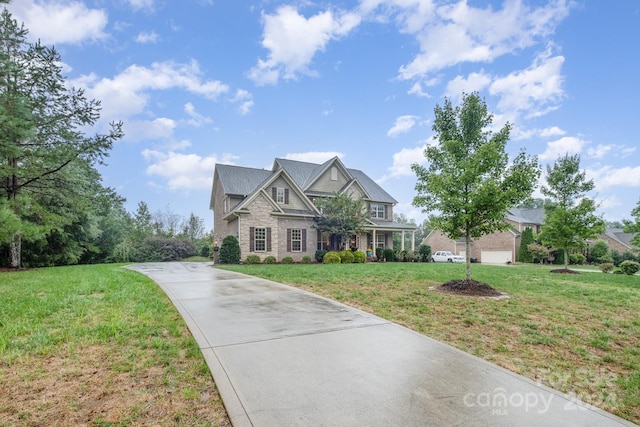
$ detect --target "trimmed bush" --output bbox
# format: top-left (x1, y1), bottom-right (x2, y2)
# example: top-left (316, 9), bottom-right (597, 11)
top-left (244, 255), bottom-right (261, 264)
top-left (353, 251), bottom-right (366, 263)
top-left (418, 244), bottom-right (431, 262)
top-left (281, 256), bottom-right (294, 264)
top-left (219, 235), bottom-right (241, 264)
top-left (264, 255), bottom-right (277, 264)
top-left (323, 251), bottom-right (341, 264)
top-left (619, 260), bottom-right (640, 276)
top-left (383, 248), bottom-right (395, 262)
top-left (315, 249), bottom-right (328, 263)
top-left (301, 255), bottom-right (313, 264)
top-left (599, 263), bottom-right (614, 273)
top-left (569, 253), bottom-right (585, 265)
top-left (339, 250), bottom-right (355, 263)
top-left (375, 248), bottom-right (384, 260)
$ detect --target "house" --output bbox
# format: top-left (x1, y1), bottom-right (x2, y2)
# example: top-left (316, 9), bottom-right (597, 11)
top-left (422, 207), bottom-right (637, 264)
top-left (209, 156), bottom-right (416, 262)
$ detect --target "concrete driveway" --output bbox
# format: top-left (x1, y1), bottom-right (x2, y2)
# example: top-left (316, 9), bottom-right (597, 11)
top-left (127, 262), bottom-right (635, 427)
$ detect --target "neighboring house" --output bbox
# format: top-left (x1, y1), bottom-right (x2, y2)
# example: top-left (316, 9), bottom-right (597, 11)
top-left (422, 207), bottom-right (637, 264)
top-left (209, 156), bottom-right (416, 262)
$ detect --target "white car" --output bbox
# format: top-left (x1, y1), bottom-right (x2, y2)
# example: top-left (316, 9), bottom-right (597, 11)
top-left (431, 251), bottom-right (465, 263)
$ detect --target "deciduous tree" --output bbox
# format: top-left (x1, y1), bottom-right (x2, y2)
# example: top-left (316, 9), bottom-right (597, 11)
top-left (314, 192), bottom-right (368, 250)
top-left (412, 92), bottom-right (540, 281)
top-left (538, 154), bottom-right (605, 271)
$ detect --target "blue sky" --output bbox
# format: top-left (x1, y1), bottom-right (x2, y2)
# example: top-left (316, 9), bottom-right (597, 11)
top-left (7, 0), bottom-right (640, 231)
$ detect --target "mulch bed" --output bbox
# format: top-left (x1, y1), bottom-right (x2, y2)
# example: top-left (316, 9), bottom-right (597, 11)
top-left (549, 268), bottom-right (580, 274)
top-left (434, 279), bottom-right (504, 297)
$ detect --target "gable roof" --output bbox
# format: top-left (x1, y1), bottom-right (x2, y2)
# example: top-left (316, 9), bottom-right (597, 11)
top-left (215, 164), bottom-right (272, 196)
top-left (273, 157), bottom-right (397, 204)
top-left (506, 207), bottom-right (545, 225)
top-left (601, 228), bottom-right (636, 249)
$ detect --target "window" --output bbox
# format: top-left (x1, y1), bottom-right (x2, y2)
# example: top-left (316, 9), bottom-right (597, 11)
top-left (223, 197), bottom-right (229, 213)
top-left (370, 203), bottom-right (385, 219)
top-left (376, 234), bottom-right (385, 249)
top-left (331, 167), bottom-right (338, 181)
top-left (291, 229), bottom-right (302, 252)
top-left (254, 227), bottom-right (266, 252)
top-left (272, 187), bottom-right (289, 204)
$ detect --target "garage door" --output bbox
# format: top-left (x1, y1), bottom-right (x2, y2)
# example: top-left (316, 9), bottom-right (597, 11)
top-left (481, 250), bottom-right (512, 264)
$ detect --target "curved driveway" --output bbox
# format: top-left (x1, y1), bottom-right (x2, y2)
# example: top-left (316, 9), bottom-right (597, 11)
top-left (127, 262), bottom-right (635, 427)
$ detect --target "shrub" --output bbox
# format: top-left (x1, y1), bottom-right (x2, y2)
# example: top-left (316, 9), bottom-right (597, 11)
top-left (339, 250), bottom-right (355, 263)
top-left (396, 250), bottom-right (408, 262)
top-left (219, 235), bottom-right (241, 264)
top-left (353, 251), bottom-right (366, 263)
top-left (375, 248), bottom-right (384, 260)
top-left (405, 251), bottom-right (420, 262)
top-left (315, 249), bottom-right (328, 263)
top-left (599, 263), bottom-right (614, 273)
top-left (323, 251), bottom-right (341, 264)
top-left (569, 253), bottom-right (585, 265)
top-left (619, 260), bottom-right (640, 276)
top-left (588, 239), bottom-right (610, 264)
top-left (135, 237), bottom-right (196, 262)
top-left (281, 256), bottom-right (294, 264)
top-left (418, 244), bottom-right (431, 262)
top-left (245, 255), bottom-right (261, 264)
top-left (301, 255), bottom-right (313, 264)
top-left (264, 255), bottom-right (277, 264)
top-left (383, 248), bottom-right (395, 262)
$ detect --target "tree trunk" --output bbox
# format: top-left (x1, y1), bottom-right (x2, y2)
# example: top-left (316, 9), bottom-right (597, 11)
top-left (563, 248), bottom-right (569, 270)
top-left (465, 233), bottom-right (471, 281)
top-left (9, 233), bottom-right (21, 268)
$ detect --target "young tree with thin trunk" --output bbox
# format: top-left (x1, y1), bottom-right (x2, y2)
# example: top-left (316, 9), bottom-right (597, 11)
top-left (314, 191), bottom-right (368, 251)
top-left (412, 92), bottom-right (540, 282)
top-left (538, 154), bottom-right (605, 271)
top-left (0, 9), bottom-right (123, 267)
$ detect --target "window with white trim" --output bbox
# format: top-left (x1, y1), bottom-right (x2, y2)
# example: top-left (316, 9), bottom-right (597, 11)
top-left (255, 227), bottom-right (266, 252)
top-left (276, 187), bottom-right (285, 203)
top-left (376, 234), bottom-right (385, 249)
top-left (370, 203), bottom-right (385, 219)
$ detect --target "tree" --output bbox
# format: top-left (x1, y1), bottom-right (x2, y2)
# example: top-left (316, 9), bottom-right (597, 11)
top-left (623, 198), bottom-right (640, 248)
top-left (181, 213), bottom-right (206, 242)
top-left (588, 239), bottom-right (611, 264)
top-left (314, 192), bottom-right (368, 250)
top-left (517, 227), bottom-right (535, 263)
top-left (412, 92), bottom-right (540, 282)
top-left (538, 154), bottom-right (605, 271)
top-left (0, 9), bottom-right (123, 267)
top-left (219, 235), bottom-right (240, 264)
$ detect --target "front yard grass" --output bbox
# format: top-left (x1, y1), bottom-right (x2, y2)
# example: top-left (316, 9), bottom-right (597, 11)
top-left (0, 264), bottom-right (230, 426)
top-left (218, 262), bottom-right (640, 424)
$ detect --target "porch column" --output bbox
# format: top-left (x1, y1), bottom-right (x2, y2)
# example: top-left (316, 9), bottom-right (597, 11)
top-left (372, 229), bottom-right (376, 252)
top-left (401, 231), bottom-right (405, 251)
top-left (411, 230), bottom-right (415, 252)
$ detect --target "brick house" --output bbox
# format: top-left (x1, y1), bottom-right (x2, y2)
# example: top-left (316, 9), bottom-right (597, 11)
top-left (209, 157), bottom-right (416, 262)
top-left (422, 207), bottom-right (637, 264)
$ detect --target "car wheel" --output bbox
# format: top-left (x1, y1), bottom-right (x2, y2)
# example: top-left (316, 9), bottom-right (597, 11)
top-left (447, 259), bottom-right (453, 263)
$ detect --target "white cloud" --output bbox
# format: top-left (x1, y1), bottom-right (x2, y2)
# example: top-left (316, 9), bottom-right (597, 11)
top-left (377, 144), bottom-right (428, 183)
top-left (490, 50), bottom-right (565, 117)
top-left (539, 126), bottom-right (566, 138)
top-left (407, 81), bottom-right (431, 98)
top-left (538, 136), bottom-right (587, 161)
top-left (248, 5), bottom-right (361, 85)
top-left (125, 117), bottom-right (176, 141)
top-left (394, 0), bottom-right (571, 80)
top-left (142, 150), bottom-right (238, 191)
top-left (135, 31), bottom-right (159, 44)
top-left (587, 144), bottom-right (616, 160)
top-left (8, 0), bottom-right (108, 45)
top-left (387, 115), bottom-right (419, 137)
top-left (71, 60), bottom-right (229, 124)
top-left (232, 89), bottom-right (254, 115)
top-left (284, 151), bottom-right (344, 164)
top-left (444, 71), bottom-right (491, 99)
top-left (128, 0), bottom-right (154, 12)
top-left (586, 165), bottom-right (640, 190)
top-left (183, 103), bottom-right (212, 127)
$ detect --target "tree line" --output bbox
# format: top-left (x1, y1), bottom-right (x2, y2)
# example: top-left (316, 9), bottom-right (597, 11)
top-left (0, 6), bottom-right (211, 268)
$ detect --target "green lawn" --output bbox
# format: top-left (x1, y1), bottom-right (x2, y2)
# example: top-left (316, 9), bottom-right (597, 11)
top-left (0, 264), bottom-right (230, 426)
top-left (218, 262), bottom-right (640, 424)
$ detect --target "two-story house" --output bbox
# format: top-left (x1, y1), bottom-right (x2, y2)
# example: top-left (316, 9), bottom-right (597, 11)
top-left (209, 156), bottom-right (416, 261)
